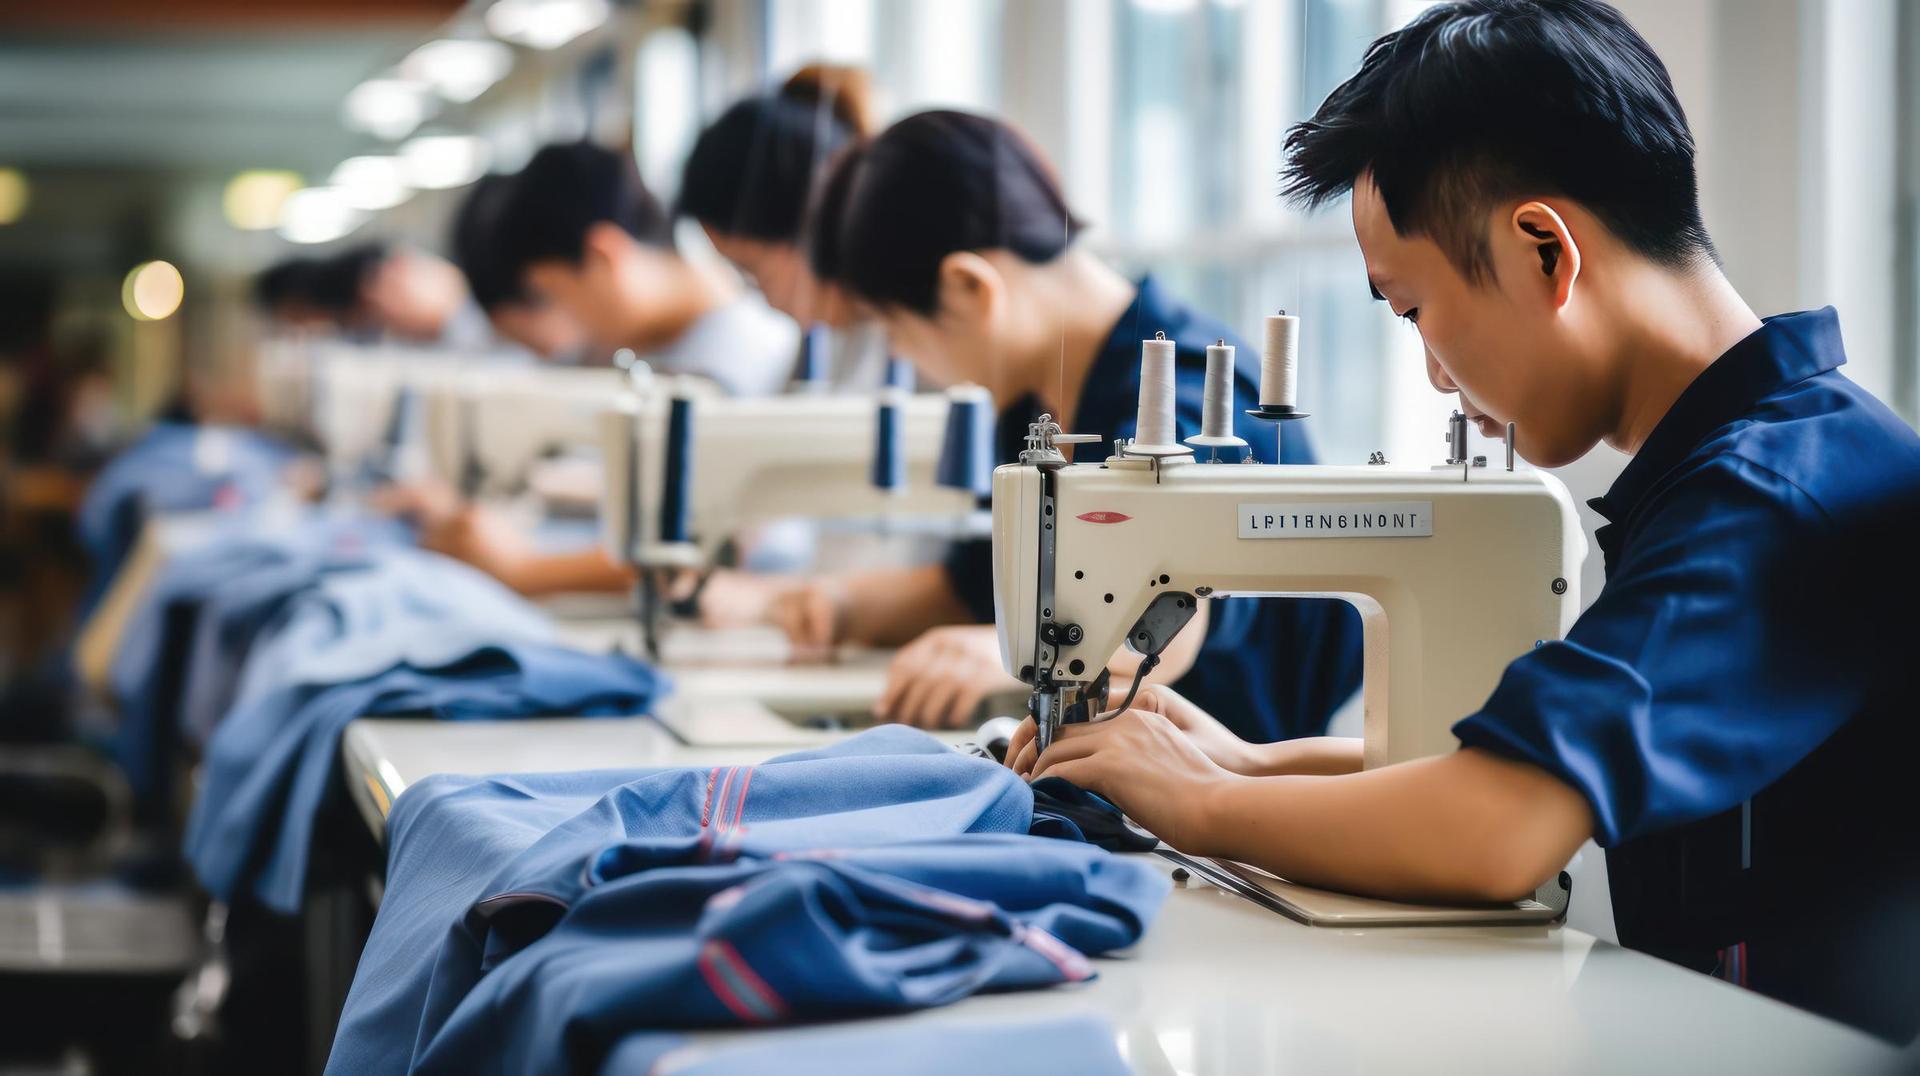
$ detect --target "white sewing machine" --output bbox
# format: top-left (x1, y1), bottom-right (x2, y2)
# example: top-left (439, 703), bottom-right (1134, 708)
top-left (994, 317), bottom-right (1585, 765)
top-left (420, 363), bottom-right (624, 500)
top-left (991, 316), bottom-right (1588, 923)
top-left (598, 378), bottom-right (989, 654)
top-left (598, 382), bottom-right (984, 570)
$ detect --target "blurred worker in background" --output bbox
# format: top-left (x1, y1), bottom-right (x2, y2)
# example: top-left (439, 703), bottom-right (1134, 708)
top-left (255, 243), bottom-right (491, 349)
top-left (677, 63), bottom-right (884, 388)
top-left (496, 140), bottom-right (795, 396)
top-left (450, 172), bottom-right (590, 363)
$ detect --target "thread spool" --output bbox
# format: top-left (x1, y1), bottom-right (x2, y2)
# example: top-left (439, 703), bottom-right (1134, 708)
top-left (871, 387), bottom-right (906, 492)
top-left (1261, 313), bottom-right (1299, 409)
top-left (936, 384), bottom-right (995, 496)
top-left (798, 324), bottom-right (830, 392)
top-left (1187, 338), bottom-right (1249, 454)
top-left (1129, 331), bottom-right (1188, 457)
top-left (659, 391), bottom-right (695, 543)
top-left (885, 356), bottom-right (915, 391)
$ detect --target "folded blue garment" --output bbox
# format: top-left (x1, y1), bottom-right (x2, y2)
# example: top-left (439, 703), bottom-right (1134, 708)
top-left (327, 727), bottom-right (1167, 1076)
top-left (184, 551), bottom-right (657, 914)
top-left (106, 511), bottom-right (411, 801)
top-left (187, 644), bottom-right (661, 915)
top-left (601, 1015), bottom-right (1129, 1076)
top-left (77, 423), bottom-right (296, 611)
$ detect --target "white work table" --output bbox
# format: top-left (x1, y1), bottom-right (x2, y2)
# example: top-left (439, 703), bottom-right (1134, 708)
top-left (337, 715), bottom-right (1900, 1073)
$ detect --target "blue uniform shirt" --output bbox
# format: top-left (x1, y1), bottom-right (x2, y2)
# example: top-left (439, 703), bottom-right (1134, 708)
top-left (1452, 308), bottom-right (1920, 1041)
top-left (943, 277), bottom-right (1365, 742)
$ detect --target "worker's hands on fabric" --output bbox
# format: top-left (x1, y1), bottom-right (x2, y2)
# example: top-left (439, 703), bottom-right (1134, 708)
top-left (1005, 683), bottom-right (1256, 777)
top-left (369, 478), bottom-right (462, 532)
top-left (1023, 707), bottom-right (1235, 851)
top-left (413, 503), bottom-right (536, 586)
top-left (873, 625), bottom-right (1022, 729)
top-left (765, 579), bottom-right (845, 654)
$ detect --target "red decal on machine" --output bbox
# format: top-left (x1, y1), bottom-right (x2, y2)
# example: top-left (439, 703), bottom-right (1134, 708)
top-left (1076, 511), bottom-right (1131, 524)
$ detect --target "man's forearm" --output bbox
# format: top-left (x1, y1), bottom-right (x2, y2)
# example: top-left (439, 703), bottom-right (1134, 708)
top-left (1243, 735), bottom-right (1364, 777)
top-left (839, 564), bottom-right (974, 647)
top-left (502, 549), bottom-right (633, 598)
top-left (1184, 748), bottom-right (1592, 904)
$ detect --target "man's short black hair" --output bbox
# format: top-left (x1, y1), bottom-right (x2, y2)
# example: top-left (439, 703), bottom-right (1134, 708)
top-left (252, 257), bottom-right (322, 311)
top-left (451, 173), bottom-right (524, 312)
top-left (1283, 0), bottom-right (1715, 280)
top-left (498, 141), bottom-right (672, 282)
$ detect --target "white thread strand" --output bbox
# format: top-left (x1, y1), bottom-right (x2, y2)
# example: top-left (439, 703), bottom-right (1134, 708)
top-left (1261, 313), bottom-right (1300, 408)
top-left (1134, 334), bottom-right (1178, 448)
top-left (1200, 341), bottom-right (1236, 439)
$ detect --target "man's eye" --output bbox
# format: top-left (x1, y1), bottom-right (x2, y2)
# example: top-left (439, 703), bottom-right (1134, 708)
top-left (1400, 307), bottom-right (1421, 325)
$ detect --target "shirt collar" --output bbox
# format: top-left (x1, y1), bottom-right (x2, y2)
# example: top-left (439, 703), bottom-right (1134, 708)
top-left (1593, 306), bottom-right (1846, 525)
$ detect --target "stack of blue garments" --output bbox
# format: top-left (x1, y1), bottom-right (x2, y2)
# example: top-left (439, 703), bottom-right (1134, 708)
top-left (168, 531), bottom-right (664, 915)
top-left (77, 422), bottom-right (298, 612)
top-left (107, 507), bottom-right (413, 801)
top-left (328, 726), bottom-right (1168, 1075)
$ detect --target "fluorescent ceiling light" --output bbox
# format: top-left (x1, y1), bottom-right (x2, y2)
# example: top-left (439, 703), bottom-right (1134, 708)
top-left (344, 78), bottom-right (436, 141)
top-left (403, 39), bottom-right (514, 103)
top-left (222, 170), bottom-right (302, 231)
top-left (485, 0), bottom-right (611, 50)
top-left (278, 187), bottom-right (368, 245)
top-left (399, 135), bottom-right (491, 190)
top-left (329, 156), bottom-right (412, 211)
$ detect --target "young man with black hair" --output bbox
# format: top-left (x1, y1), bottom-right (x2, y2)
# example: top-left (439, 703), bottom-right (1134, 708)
top-left (449, 173), bottom-right (587, 362)
top-left (1008, 0), bottom-right (1920, 1041)
top-left (497, 141), bottom-right (794, 397)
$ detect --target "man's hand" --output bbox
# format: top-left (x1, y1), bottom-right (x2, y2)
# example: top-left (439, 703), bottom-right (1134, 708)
top-left (1006, 683), bottom-right (1257, 777)
top-left (873, 625), bottom-right (1024, 730)
top-left (370, 478), bottom-right (462, 531)
top-left (416, 503), bottom-right (535, 584)
top-left (764, 580), bottom-right (845, 655)
top-left (1026, 707), bottom-right (1237, 852)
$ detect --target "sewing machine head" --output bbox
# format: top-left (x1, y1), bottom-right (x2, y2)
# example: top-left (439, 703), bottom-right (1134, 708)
top-left (421, 363), bottom-right (627, 498)
top-left (992, 317), bottom-right (1586, 763)
top-left (598, 383), bottom-right (984, 572)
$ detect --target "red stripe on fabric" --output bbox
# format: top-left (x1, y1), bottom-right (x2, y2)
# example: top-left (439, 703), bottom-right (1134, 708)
top-left (712, 767), bottom-right (737, 830)
top-left (1017, 925), bottom-right (1094, 982)
top-left (712, 939), bottom-right (789, 1019)
top-left (700, 768), bottom-right (720, 828)
top-left (726, 766), bottom-right (755, 830)
top-left (695, 945), bottom-right (761, 1022)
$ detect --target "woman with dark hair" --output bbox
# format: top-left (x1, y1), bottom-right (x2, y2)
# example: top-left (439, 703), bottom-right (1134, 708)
top-left (677, 64), bottom-right (872, 339)
top-left (756, 109), bottom-right (1364, 745)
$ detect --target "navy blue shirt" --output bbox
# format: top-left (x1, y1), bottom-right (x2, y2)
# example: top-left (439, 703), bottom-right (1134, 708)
top-left (944, 277), bottom-right (1365, 743)
top-left (1453, 309), bottom-right (1920, 1041)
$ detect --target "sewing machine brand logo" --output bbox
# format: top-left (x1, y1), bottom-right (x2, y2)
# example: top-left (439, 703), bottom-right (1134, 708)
top-left (1238, 501), bottom-right (1434, 539)
top-left (1076, 511), bottom-right (1131, 524)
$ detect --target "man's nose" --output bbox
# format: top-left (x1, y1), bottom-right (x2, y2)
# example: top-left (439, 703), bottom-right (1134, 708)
top-left (1425, 348), bottom-right (1458, 393)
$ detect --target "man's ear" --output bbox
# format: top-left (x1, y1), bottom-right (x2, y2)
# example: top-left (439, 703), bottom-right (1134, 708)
top-left (1510, 202), bottom-right (1580, 309)
top-left (582, 221), bottom-right (636, 276)
top-left (934, 251), bottom-right (1003, 327)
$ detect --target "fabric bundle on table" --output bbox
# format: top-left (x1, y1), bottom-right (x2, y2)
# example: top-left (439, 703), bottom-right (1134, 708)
top-left (77, 422), bottom-right (298, 609)
top-left (107, 509), bottom-right (412, 800)
top-left (183, 548), bottom-right (664, 914)
top-left (327, 727), bottom-right (1168, 1076)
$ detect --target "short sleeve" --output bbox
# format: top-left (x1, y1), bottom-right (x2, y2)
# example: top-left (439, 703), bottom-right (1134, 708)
top-left (941, 537), bottom-right (996, 624)
top-left (1452, 456), bottom-right (1864, 846)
